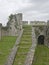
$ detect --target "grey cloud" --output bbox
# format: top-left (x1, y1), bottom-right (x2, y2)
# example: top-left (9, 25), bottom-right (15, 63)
top-left (30, 0), bottom-right (49, 3)
top-left (0, 0), bottom-right (49, 26)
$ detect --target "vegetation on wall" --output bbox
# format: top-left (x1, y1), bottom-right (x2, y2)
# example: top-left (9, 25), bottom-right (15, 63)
top-left (2, 27), bottom-right (8, 31)
top-left (15, 15), bottom-right (18, 28)
top-left (35, 28), bottom-right (40, 37)
top-left (7, 22), bottom-right (10, 27)
top-left (8, 14), bottom-right (19, 29)
top-left (0, 24), bottom-right (2, 27)
top-left (46, 27), bottom-right (49, 43)
top-left (9, 14), bottom-right (14, 21)
top-left (7, 14), bottom-right (14, 28)
top-left (38, 26), bottom-right (44, 31)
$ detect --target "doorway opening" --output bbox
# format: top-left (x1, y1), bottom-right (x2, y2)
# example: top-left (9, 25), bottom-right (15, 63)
top-left (38, 35), bottom-right (44, 44)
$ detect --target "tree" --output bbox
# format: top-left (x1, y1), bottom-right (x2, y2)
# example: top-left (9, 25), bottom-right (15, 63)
top-left (9, 14), bottom-right (14, 21)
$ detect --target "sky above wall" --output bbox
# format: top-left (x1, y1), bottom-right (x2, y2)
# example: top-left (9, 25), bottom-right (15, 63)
top-left (0, 0), bottom-right (49, 26)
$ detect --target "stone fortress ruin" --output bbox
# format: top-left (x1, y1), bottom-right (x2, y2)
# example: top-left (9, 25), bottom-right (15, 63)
top-left (0, 13), bottom-right (49, 47)
top-left (0, 13), bottom-right (22, 37)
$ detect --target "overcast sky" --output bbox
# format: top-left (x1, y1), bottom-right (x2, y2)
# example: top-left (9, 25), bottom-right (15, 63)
top-left (0, 0), bottom-right (49, 26)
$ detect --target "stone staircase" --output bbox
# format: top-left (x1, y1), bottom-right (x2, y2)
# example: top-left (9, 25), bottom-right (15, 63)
top-left (24, 27), bottom-right (37, 65)
top-left (13, 25), bottom-right (32, 65)
top-left (5, 25), bottom-right (37, 65)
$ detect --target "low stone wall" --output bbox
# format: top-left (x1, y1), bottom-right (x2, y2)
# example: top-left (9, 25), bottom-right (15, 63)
top-left (1, 29), bottom-right (8, 36)
top-left (44, 23), bottom-right (49, 47)
top-left (22, 21), bottom-right (28, 25)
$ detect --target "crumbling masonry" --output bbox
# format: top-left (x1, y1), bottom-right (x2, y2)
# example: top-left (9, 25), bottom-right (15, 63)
top-left (0, 13), bottom-right (49, 47)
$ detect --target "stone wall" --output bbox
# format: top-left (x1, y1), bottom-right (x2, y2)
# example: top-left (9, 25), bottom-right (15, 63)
top-left (34, 21), bottom-right (49, 47)
top-left (16, 13), bottom-right (22, 30)
top-left (0, 13), bottom-right (23, 38)
top-left (7, 13), bottom-right (22, 36)
top-left (34, 26), bottom-right (45, 38)
top-left (7, 18), bottom-right (17, 36)
top-left (45, 21), bottom-right (49, 47)
top-left (22, 21), bottom-right (28, 25)
top-left (34, 25), bottom-right (47, 45)
top-left (30, 21), bottom-right (46, 26)
top-left (0, 12), bottom-right (49, 47)
top-left (2, 29), bottom-right (8, 36)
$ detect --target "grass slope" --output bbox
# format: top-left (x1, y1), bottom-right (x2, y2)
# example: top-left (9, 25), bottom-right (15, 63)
top-left (0, 36), bottom-right (16, 65)
top-left (33, 45), bottom-right (49, 65)
top-left (13, 25), bottom-right (32, 65)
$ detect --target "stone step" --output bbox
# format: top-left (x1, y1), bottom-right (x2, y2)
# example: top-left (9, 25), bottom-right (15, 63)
top-left (24, 27), bottom-right (37, 65)
top-left (19, 47), bottom-right (30, 49)
top-left (17, 52), bottom-right (27, 55)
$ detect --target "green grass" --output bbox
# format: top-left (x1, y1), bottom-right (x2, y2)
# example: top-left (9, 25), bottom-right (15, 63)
top-left (14, 55), bottom-right (26, 65)
top-left (17, 48), bottom-right (29, 53)
top-left (0, 36), bottom-right (17, 65)
top-left (33, 45), bottom-right (49, 65)
top-left (19, 44), bottom-right (32, 48)
top-left (13, 25), bottom-right (32, 65)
